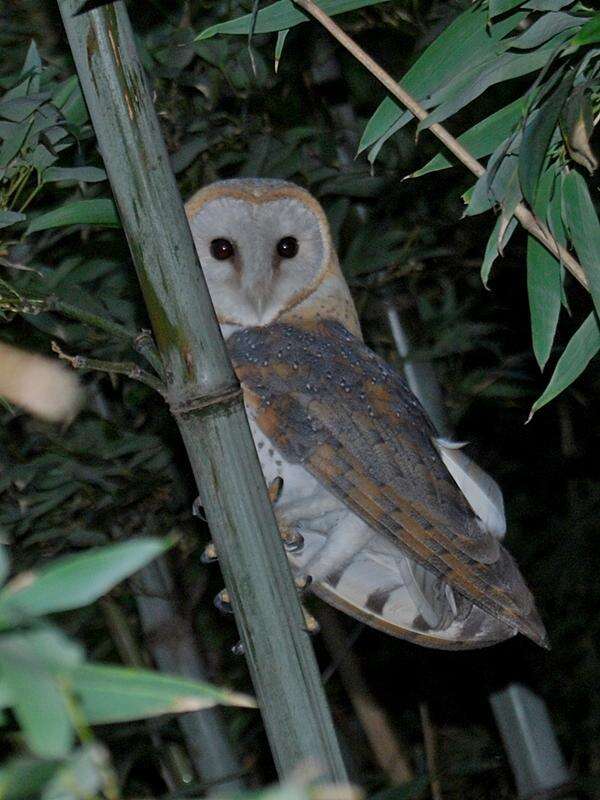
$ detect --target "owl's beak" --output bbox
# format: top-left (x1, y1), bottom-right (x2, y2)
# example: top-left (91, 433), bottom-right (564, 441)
top-left (244, 271), bottom-right (272, 322)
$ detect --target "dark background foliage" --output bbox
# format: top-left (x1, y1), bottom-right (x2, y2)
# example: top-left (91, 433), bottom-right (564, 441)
top-left (1, 1), bottom-right (599, 797)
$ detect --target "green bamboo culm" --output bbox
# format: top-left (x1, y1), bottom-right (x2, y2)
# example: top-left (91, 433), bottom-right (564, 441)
top-left (56, 0), bottom-right (347, 781)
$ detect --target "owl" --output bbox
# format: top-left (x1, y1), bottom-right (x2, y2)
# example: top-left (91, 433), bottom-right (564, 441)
top-left (186, 178), bottom-right (547, 650)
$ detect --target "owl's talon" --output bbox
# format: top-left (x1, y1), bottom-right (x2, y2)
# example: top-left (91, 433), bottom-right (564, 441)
top-left (201, 541), bottom-right (218, 564)
top-left (192, 496), bottom-right (206, 520)
top-left (231, 640), bottom-right (245, 656)
top-left (268, 476), bottom-right (284, 504)
top-left (295, 574), bottom-right (312, 593)
top-left (302, 606), bottom-right (320, 635)
top-left (282, 529), bottom-right (304, 553)
top-left (214, 588), bottom-right (233, 614)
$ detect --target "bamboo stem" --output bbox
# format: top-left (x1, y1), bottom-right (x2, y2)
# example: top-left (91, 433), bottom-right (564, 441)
top-left (57, 0), bottom-right (346, 781)
top-left (293, 0), bottom-right (589, 292)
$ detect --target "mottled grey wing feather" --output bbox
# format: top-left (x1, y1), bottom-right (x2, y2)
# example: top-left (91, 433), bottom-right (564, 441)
top-left (228, 320), bottom-right (547, 648)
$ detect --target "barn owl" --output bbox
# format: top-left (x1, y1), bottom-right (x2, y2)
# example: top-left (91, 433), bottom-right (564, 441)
top-left (186, 178), bottom-right (547, 650)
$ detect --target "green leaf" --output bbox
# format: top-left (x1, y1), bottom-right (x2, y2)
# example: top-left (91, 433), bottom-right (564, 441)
top-left (42, 166), bottom-right (107, 184)
top-left (509, 12), bottom-right (581, 49)
top-left (561, 170), bottom-right (600, 319)
top-left (274, 28), bottom-right (289, 72)
top-left (529, 312), bottom-right (600, 419)
top-left (527, 168), bottom-right (561, 369)
top-left (490, 0), bottom-right (524, 17)
top-left (0, 758), bottom-right (61, 800)
top-left (0, 210), bottom-right (26, 230)
top-left (519, 69), bottom-right (574, 205)
top-left (0, 96), bottom-right (48, 123)
top-left (197, 0), bottom-right (388, 40)
top-left (25, 199), bottom-right (120, 234)
top-left (0, 538), bottom-right (170, 621)
top-left (527, 236), bottom-right (562, 369)
top-left (0, 119), bottom-right (32, 167)
top-left (570, 13), bottom-right (600, 47)
top-left (71, 663), bottom-right (256, 724)
top-left (412, 98), bottom-right (525, 177)
top-left (481, 215), bottom-right (518, 288)
top-left (418, 33), bottom-right (572, 134)
top-left (358, 6), bottom-right (527, 154)
top-left (0, 629), bottom-right (82, 758)
top-left (0, 546), bottom-right (8, 587)
top-left (560, 85), bottom-right (598, 174)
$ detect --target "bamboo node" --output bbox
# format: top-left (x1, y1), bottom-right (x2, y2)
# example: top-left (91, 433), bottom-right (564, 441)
top-left (169, 385), bottom-right (242, 415)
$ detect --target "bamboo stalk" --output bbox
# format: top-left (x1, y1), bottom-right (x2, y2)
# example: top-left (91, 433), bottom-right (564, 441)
top-left (57, 0), bottom-right (346, 781)
top-left (133, 557), bottom-right (245, 793)
top-left (293, 0), bottom-right (589, 293)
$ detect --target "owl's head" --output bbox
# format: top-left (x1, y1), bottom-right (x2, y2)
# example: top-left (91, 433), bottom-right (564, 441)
top-left (186, 179), bottom-right (359, 336)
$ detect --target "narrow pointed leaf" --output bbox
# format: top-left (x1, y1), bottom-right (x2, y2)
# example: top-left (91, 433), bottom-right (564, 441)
top-left (561, 170), bottom-right (600, 318)
top-left (527, 168), bottom-right (561, 369)
top-left (43, 166), bottom-right (107, 184)
top-left (481, 215), bottom-right (518, 287)
top-left (25, 199), bottom-right (119, 234)
top-left (0, 537), bottom-right (170, 620)
top-left (519, 70), bottom-right (573, 205)
top-left (358, 6), bottom-right (526, 154)
top-left (570, 13), bottom-right (600, 47)
top-left (197, 0), bottom-right (388, 40)
top-left (529, 312), bottom-right (600, 418)
top-left (413, 98), bottom-right (525, 178)
top-left (72, 663), bottom-right (256, 724)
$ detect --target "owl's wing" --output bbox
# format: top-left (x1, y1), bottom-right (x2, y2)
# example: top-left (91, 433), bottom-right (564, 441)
top-left (228, 319), bottom-right (547, 648)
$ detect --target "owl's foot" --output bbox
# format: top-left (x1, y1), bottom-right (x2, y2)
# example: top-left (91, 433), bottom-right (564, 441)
top-left (214, 588), bottom-right (233, 614)
top-left (268, 475), bottom-right (284, 504)
top-left (201, 541), bottom-right (218, 563)
top-left (192, 496), bottom-right (205, 521)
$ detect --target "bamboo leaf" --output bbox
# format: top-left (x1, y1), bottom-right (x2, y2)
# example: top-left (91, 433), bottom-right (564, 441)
top-left (527, 237), bottom-right (562, 370)
top-left (560, 85), bottom-right (598, 174)
top-left (0, 538), bottom-right (170, 621)
top-left (418, 35), bottom-right (572, 134)
top-left (358, 6), bottom-right (527, 154)
top-left (529, 312), bottom-right (600, 419)
top-left (42, 166), bottom-right (107, 183)
top-left (561, 170), bottom-right (600, 318)
top-left (412, 98), bottom-right (525, 178)
top-left (274, 29), bottom-right (289, 73)
top-left (489, 0), bottom-right (524, 17)
top-left (481, 215), bottom-right (518, 287)
top-left (0, 758), bottom-right (61, 800)
top-left (527, 168), bottom-right (561, 370)
top-left (519, 69), bottom-right (574, 205)
top-left (0, 629), bottom-right (82, 759)
top-left (25, 199), bottom-right (119, 234)
top-left (196, 0), bottom-right (388, 40)
top-left (509, 12), bottom-right (581, 49)
top-left (0, 210), bottom-right (26, 230)
top-left (71, 663), bottom-right (256, 724)
top-left (570, 13), bottom-right (600, 47)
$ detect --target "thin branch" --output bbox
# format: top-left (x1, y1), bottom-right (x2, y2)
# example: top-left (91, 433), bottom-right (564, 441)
top-left (47, 296), bottom-right (165, 377)
top-left (0, 284), bottom-right (164, 377)
top-left (51, 340), bottom-right (167, 397)
top-left (293, 0), bottom-right (589, 292)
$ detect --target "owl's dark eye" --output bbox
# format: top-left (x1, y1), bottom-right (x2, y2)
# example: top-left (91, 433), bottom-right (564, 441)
top-left (210, 238), bottom-right (234, 260)
top-left (277, 236), bottom-right (299, 259)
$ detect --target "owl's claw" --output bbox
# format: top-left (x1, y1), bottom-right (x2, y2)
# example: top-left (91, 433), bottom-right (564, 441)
top-left (192, 496), bottom-right (206, 520)
top-left (201, 541), bottom-right (218, 563)
top-left (231, 640), bottom-right (245, 656)
top-left (214, 588), bottom-right (233, 614)
top-left (268, 476), bottom-right (284, 504)
top-left (302, 606), bottom-right (320, 635)
top-left (281, 528), bottom-right (304, 553)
